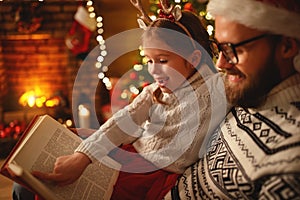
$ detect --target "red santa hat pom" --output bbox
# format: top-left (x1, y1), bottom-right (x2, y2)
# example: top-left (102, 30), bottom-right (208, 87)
top-left (207, 0), bottom-right (300, 40)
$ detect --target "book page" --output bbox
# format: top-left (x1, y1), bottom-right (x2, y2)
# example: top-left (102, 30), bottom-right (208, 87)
top-left (7, 115), bottom-right (120, 200)
top-left (8, 162), bottom-right (60, 200)
top-left (7, 115), bottom-right (80, 170)
top-left (45, 158), bottom-right (120, 200)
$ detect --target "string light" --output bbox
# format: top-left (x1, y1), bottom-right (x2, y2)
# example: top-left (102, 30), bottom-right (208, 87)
top-left (85, 0), bottom-right (111, 90)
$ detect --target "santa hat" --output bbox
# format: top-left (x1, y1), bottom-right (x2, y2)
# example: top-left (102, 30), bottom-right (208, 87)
top-left (207, 0), bottom-right (300, 40)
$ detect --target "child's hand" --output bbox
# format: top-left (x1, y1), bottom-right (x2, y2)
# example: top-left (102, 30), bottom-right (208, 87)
top-left (32, 152), bottom-right (91, 186)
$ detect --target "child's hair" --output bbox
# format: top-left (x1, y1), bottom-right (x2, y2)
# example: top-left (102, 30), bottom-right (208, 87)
top-left (142, 11), bottom-right (215, 103)
top-left (143, 11), bottom-right (213, 61)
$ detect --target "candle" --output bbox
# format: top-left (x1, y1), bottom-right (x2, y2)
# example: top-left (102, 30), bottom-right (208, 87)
top-left (78, 104), bottom-right (90, 128)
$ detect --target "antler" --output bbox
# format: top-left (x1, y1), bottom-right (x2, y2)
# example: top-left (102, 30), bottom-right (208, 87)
top-left (159, 0), bottom-right (174, 14)
top-left (130, 0), bottom-right (152, 24)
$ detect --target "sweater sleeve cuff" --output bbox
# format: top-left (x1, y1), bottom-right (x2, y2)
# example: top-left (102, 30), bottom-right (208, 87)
top-left (75, 143), bottom-right (98, 163)
top-left (74, 130), bottom-right (116, 163)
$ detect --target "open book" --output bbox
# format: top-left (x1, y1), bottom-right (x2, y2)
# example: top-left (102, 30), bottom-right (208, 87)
top-left (0, 115), bottom-right (121, 200)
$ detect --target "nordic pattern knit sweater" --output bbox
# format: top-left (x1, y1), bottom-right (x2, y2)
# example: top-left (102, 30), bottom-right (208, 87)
top-left (166, 73), bottom-right (300, 199)
top-left (76, 65), bottom-right (227, 174)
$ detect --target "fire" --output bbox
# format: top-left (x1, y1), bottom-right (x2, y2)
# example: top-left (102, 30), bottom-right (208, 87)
top-left (19, 90), bottom-right (60, 108)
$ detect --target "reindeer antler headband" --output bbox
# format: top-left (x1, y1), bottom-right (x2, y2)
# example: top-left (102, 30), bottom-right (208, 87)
top-left (130, 0), bottom-right (196, 48)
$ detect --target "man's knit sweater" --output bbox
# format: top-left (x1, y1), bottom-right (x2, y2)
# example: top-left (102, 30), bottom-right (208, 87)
top-left (166, 73), bottom-right (300, 199)
top-left (76, 66), bottom-right (227, 174)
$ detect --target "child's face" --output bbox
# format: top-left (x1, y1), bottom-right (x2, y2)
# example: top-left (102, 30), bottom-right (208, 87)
top-left (144, 48), bottom-right (195, 93)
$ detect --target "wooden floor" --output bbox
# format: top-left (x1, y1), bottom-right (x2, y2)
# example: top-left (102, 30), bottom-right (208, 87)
top-left (0, 159), bottom-right (14, 200)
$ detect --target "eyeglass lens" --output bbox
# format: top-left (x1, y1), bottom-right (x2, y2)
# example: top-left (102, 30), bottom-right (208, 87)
top-left (212, 34), bottom-right (268, 64)
top-left (219, 43), bottom-right (238, 64)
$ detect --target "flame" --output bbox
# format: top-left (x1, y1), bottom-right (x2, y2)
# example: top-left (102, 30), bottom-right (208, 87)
top-left (19, 90), bottom-right (46, 107)
top-left (45, 97), bottom-right (60, 107)
top-left (19, 89), bottom-right (60, 108)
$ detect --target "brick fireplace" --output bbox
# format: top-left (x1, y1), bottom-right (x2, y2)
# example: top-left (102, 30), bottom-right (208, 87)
top-left (0, 1), bottom-right (108, 130)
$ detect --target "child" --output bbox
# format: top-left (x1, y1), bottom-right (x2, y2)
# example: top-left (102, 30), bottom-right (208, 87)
top-left (33, 1), bottom-right (227, 199)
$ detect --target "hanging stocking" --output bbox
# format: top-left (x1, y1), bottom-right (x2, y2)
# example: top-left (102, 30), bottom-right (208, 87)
top-left (65, 6), bottom-right (96, 58)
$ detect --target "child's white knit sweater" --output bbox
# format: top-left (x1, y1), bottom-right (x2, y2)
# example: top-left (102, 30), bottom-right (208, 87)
top-left (76, 66), bottom-right (227, 174)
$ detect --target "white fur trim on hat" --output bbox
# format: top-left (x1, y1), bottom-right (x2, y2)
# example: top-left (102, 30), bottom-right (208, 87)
top-left (75, 6), bottom-right (97, 31)
top-left (207, 0), bottom-right (300, 40)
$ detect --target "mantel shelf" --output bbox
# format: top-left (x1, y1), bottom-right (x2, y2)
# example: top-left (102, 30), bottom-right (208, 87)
top-left (1, 34), bottom-right (52, 40)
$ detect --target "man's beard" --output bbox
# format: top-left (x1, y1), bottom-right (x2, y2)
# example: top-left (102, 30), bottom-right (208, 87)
top-left (223, 58), bottom-right (281, 108)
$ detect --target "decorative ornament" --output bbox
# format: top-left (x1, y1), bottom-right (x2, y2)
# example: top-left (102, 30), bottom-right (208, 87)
top-left (133, 0), bottom-right (197, 49)
top-left (14, 2), bottom-right (43, 34)
top-left (65, 6), bottom-right (96, 59)
top-left (130, 0), bottom-right (153, 25)
top-left (172, 5), bottom-right (182, 21)
top-left (158, 4), bottom-right (182, 22)
top-left (130, 0), bottom-right (195, 43)
top-left (293, 51), bottom-right (300, 73)
top-left (137, 18), bottom-right (147, 30)
top-left (183, 2), bottom-right (195, 13)
top-left (131, 0), bottom-right (184, 25)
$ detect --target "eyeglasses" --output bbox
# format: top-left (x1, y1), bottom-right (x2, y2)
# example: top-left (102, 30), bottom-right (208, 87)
top-left (211, 34), bottom-right (268, 64)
